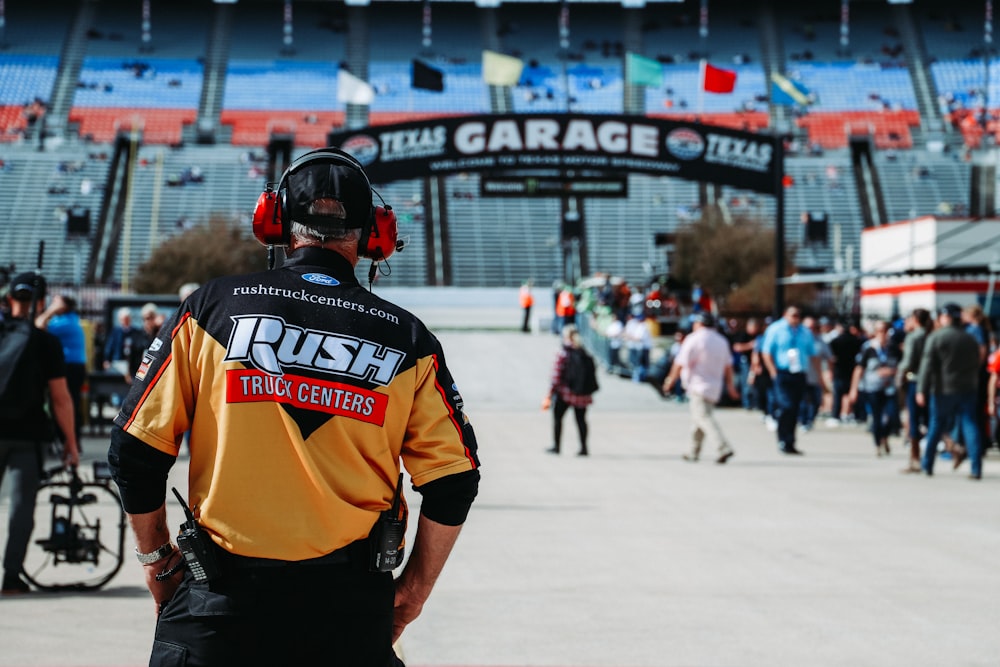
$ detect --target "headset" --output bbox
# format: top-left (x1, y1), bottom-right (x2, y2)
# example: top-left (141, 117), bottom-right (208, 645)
top-left (252, 147), bottom-right (400, 262)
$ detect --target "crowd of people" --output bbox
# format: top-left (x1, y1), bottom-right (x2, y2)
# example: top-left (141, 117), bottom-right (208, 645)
top-left (560, 283), bottom-right (996, 478)
top-left (721, 302), bottom-right (993, 480)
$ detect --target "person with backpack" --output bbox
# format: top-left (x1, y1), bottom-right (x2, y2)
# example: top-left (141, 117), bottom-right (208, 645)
top-left (1, 272), bottom-right (79, 595)
top-left (662, 312), bottom-right (739, 464)
top-left (542, 324), bottom-right (598, 456)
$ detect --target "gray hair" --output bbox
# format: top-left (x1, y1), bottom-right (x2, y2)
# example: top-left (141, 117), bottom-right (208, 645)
top-left (289, 221), bottom-right (361, 245)
top-left (289, 197), bottom-right (363, 245)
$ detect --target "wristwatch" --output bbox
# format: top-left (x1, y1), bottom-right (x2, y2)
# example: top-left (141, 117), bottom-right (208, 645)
top-left (135, 542), bottom-right (175, 565)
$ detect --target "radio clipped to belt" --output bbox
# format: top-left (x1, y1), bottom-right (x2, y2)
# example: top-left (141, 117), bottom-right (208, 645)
top-left (370, 473), bottom-right (407, 572)
top-left (171, 487), bottom-right (221, 582)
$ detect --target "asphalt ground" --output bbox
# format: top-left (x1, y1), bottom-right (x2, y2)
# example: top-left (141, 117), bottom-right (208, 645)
top-left (2, 303), bottom-right (998, 667)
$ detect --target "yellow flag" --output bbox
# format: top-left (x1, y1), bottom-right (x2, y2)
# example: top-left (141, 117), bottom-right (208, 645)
top-left (482, 50), bottom-right (524, 87)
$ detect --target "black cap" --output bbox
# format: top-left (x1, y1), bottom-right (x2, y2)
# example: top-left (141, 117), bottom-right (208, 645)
top-left (940, 302), bottom-right (963, 320)
top-left (285, 160), bottom-right (371, 229)
top-left (7, 271), bottom-right (46, 301)
top-left (691, 311), bottom-right (715, 327)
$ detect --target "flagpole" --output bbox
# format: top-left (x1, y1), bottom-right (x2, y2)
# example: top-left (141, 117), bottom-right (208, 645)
top-left (698, 59), bottom-right (705, 121)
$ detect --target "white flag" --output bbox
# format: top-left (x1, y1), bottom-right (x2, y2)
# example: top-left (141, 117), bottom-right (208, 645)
top-left (337, 69), bottom-right (375, 105)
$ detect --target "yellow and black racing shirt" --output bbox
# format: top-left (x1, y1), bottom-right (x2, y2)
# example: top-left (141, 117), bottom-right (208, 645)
top-left (109, 248), bottom-right (480, 561)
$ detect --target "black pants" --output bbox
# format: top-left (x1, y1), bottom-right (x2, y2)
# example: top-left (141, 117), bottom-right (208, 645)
top-left (150, 544), bottom-right (400, 667)
top-left (552, 395), bottom-right (588, 453)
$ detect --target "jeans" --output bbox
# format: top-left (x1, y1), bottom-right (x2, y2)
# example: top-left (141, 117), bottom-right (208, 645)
top-left (904, 382), bottom-right (925, 440)
top-left (773, 371), bottom-right (807, 448)
top-left (922, 393), bottom-right (982, 477)
top-left (738, 357), bottom-right (756, 409)
top-left (628, 347), bottom-right (649, 383)
top-left (607, 344), bottom-right (623, 372)
top-left (799, 384), bottom-right (822, 427)
top-left (1, 439), bottom-right (42, 578)
top-left (863, 390), bottom-right (893, 447)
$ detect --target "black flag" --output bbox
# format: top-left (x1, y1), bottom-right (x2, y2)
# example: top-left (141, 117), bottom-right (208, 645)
top-left (411, 59), bottom-right (444, 92)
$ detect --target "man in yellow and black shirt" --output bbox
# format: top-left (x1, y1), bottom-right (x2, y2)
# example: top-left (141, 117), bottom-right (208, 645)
top-left (108, 148), bottom-right (480, 666)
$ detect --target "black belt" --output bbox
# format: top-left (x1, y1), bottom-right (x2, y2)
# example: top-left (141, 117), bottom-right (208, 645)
top-left (216, 539), bottom-right (365, 569)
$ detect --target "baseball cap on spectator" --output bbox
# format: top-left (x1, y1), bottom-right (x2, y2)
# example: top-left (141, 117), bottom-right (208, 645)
top-left (691, 312), bottom-right (716, 327)
top-left (7, 271), bottom-right (46, 301)
top-left (939, 302), bottom-right (963, 320)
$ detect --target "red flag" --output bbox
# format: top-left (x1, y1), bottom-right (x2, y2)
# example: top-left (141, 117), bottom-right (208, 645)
top-left (701, 62), bottom-right (736, 93)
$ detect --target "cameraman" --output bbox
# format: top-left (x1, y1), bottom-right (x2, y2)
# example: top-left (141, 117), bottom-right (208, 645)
top-left (1, 273), bottom-right (80, 594)
top-left (108, 148), bottom-right (481, 665)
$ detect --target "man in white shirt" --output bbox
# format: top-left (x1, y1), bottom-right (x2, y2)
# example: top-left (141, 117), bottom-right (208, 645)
top-left (663, 312), bottom-right (740, 464)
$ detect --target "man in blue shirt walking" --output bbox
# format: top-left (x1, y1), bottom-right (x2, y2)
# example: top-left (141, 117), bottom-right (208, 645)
top-left (760, 306), bottom-right (827, 455)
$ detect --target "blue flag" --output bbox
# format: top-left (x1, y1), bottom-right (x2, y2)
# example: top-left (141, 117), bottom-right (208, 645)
top-left (770, 72), bottom-right (814, 106)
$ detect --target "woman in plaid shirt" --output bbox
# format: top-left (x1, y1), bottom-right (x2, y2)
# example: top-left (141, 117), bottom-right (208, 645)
top-left (542, 325), bottom-right (597, 457)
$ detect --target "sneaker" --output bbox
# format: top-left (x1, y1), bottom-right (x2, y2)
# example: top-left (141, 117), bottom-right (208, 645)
top-left (682, 453), bottom-right (699, 462)
top-left (716, 451), bottom-right (734, 464)
top-left (780, 444), bottom-right (804, 456)
top-left (824, 418), bottom-right (841, 428)
top-left (764, 416), bottom-right (778, 432)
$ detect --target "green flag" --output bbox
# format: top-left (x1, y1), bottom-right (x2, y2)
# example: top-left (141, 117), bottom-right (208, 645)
top-left (626, 52), bottom-right (661, 87)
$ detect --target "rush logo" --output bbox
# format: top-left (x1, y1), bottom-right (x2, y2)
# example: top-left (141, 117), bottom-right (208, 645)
top-left (226, 369), bottom-right (388, 425)
top-left (224, 315), bottom-right (404, 385)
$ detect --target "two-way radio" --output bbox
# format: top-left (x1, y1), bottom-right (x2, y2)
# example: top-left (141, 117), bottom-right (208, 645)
top-left (370, 473), bottom-right (407, 572)
top-left (171, 487), bottom-right (221, 582)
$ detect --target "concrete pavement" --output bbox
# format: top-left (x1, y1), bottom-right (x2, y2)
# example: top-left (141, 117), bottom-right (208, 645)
top-left (2, 320), bottom-right (998, 667)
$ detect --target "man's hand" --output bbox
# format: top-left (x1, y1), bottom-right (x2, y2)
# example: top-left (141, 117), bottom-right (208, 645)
top-left (126, 505), bottom-right (175, 615)
top-left (392, 573), bottom-right (430, 643)
top-left (391, 515), bottom-right (462, 643)
top-left (63, 441), bottom-right (80, 468)
top-left (916, 391), bottom-right (926, 408)
top-left (142, 550), bottom-right (184, 616)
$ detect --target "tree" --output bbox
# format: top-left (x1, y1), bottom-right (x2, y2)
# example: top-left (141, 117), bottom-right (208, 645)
top-left (131, 216), bottom-right (267, 294)
top-left (671, 206), bottom-right (814, 315)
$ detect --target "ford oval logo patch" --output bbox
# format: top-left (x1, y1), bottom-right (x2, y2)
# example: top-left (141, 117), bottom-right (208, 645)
top-left (302, 273), bottom-right (340, 286)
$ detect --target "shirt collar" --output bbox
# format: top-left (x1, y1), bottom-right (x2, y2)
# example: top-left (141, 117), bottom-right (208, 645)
top-left (281, 247), bottom-right (360, 286)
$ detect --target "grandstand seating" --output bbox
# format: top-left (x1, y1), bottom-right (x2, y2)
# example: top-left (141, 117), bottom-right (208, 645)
top-left (0, 0), bottom-right (996, 292)
top-left (875, 152), bottom-right (972, 222)
top-left (0, 147), bottom-right (108, 282)
top-left (447, 173), bottom-right (563, 287)
top-left (796, 110), bottom-right (921, 150)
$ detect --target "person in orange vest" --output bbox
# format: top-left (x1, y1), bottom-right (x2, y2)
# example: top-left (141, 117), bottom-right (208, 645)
top-left (519, 281), bottom-right (534, 333)
top-left (554, 286), bottom-right (576, 334)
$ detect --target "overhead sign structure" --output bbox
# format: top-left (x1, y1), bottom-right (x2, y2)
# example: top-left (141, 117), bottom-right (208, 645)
top-left (329, 114), bottom-right (781, 194)
top-left (480, 174), bottom-right (628, 198)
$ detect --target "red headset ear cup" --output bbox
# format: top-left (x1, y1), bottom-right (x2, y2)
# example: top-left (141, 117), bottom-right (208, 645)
top-left (364, 205), bottom-right (399, 260)
top-left (252, 189), bottom-right (285, 246)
